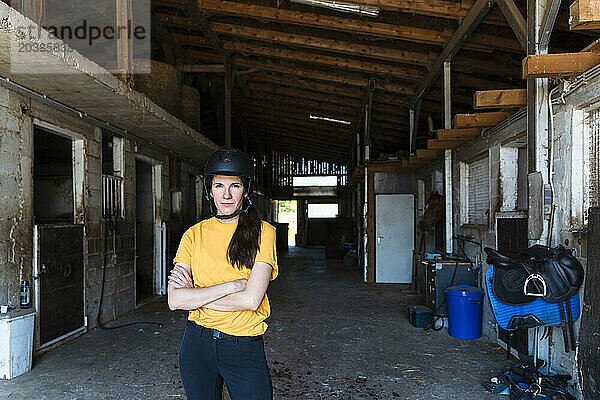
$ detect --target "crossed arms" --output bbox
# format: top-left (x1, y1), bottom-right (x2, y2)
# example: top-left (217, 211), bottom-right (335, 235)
top-left (167, 262), bottom-right (273, 312)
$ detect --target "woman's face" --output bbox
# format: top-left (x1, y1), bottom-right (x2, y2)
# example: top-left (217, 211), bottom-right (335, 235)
top-left (211, 175), bottom-right (246, 216)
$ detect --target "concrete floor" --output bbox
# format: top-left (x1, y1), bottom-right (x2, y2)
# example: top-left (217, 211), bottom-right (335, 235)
top-left (0, 246), bottom-right (510, 399)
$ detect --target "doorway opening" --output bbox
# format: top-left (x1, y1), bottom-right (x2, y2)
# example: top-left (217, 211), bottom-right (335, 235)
top-left (33, 124), bottom-right (85, 349)
top-left (277, 200), bottom-right (297, 247)
top-left (34, 127), bottom-right (74, 224)
top-left (135, 159), bottom-right (154, 305)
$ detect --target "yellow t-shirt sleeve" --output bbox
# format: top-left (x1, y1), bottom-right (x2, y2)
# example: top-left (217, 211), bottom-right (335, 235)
top-left (173, 227), bottom-right (194, 266)
top-left (255, 224), bottom-right (278, 281)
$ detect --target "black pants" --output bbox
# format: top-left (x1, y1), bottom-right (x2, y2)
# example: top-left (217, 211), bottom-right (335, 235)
top-left (178, 321), bottom-right (273, 400)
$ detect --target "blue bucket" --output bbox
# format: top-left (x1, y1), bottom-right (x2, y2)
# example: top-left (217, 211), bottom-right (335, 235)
top-left (445, 285), bottom-right (484, 339)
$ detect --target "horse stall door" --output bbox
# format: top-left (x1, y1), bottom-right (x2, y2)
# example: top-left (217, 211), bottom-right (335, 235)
top-left (496, 217), bottom-right (529, 357)
top-left (36, 226), bottom-right (85, 347)
top-left (375, 194), bottom-right (414, 283)
top-left (579, 207), bottom-right (600, 399)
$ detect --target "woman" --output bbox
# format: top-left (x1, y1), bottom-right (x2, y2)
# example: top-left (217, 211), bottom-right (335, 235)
top-left (168, 148), bottom-right (277, 400)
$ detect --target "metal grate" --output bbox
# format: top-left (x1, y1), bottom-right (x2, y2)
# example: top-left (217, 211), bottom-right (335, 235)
top-left (590, 108), bottom-right (600, 207)
top-left (102, 174), bottom-right (124, 219)
top-left (467, 157), bottom-right (489, 225)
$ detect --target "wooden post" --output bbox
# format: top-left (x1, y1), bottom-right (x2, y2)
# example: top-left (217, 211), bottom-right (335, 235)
top-left (442, 60), bottom-right (453, 254)
top-left (116, 0), bottom-right (133, 73)
top-left (224, 55), bottom-right (232, 147)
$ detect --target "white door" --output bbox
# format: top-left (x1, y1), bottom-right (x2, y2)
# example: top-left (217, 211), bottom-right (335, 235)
top-left (375, 194), bottom-right (414, 283)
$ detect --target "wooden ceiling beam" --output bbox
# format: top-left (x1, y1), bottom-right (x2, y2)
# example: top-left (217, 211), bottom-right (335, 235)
top-left (416, 149), bottom-right (444, 159)
top-left (247, 82), bottom-right (362, 107)
top-left (235, 58), bottom-right (413, 94)
top-left (237, 106), bottom-right (354, 127)
top-left (194, 0), bottom-right (522, 53)
top-left (242, 93), bottom-right (358, 116)
top-left (173, 33), bottom-right (212, 47)
top-left (223, 41), bottom-right (425, 80)
top-left (427, 139), bottom-right (467, 149)
top-left (249, 125), bottom-right (351, 148)
top-left (182, 64), bottom-right (224, 72)
top-left (238, 100), bottom-right (417, 127)
top-left (245, 74), bottom-right (364, 99)
top-left (496, 0), bottom-right (527, 52)
top-left (236, 100), bottom-right (357, 121)
top-left (453, 111), bottom-right (512, 128)
top-left (244, 73), bottom-right (461, 113)
top-left (570, 0), bottom-right (600, 30)
top-left (473, 88), bottom-right (527, 109)
top-left (412, 0), bottom-right (496, 104)
top-left (522, 52), bottom-right (600, 78)
top-left (251, 117), bottom-right (407, 142)
top-left (241, 112), bottom-right (353, 134)
top-left (184, 0), bottom-right (225, 56)
top-left (248, 117), bottom-right (353, 137)
top-left (161, 0), bottom-right (472, 20)
top-left (436, 128), bottom-right (482, 140)
top-left (210, 22), bottom-right (432, 67)
top-left (346, 0), bottom-right (469, 18)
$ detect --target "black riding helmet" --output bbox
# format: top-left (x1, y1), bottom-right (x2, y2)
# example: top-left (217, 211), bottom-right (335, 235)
top-left (203, 148), bottom-right (254, 219)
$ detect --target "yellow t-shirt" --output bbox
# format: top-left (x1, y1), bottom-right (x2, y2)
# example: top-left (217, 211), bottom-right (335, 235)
top-left (173, 217), bottom-right (278, 336)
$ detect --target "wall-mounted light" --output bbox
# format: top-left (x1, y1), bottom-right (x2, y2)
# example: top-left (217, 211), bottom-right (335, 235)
top-left (310, 115), bottom-right (352, 125)
top-left (290, 0), bottom-right (380, 18)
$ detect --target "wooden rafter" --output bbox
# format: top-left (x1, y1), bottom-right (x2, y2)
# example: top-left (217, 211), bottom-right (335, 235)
top-left (497, 0), bottom-right (527, 52)
top-left (235, 58), bottom-right (413, 95)
top-left (223, 42), bottom-right (425, 80)
top-left (247, 82), bottom-right (362, 108)
top-left (453, 112), bottom-right (512, 127)
top-left (237, 105), bottom-right (353, 125)
top-left (210, 22), bottom-right (432, 67)
top-left (416, 149), bottom-right (443, 159)
top-left (248, 124), bottom-right (351, 146)
top-left (427, 139), bottom-right (466, 149)
top-left (436, 128), bottom-right (482, 140)
top-left (247, 92), bottom-right (357, 115)
top-left (236, 99), bottom-right (357, 121)
top-left (242, 112), bottom-right (353, 134)
top-left (522, 52), bottom-right (600, 78)
top-left (151, 13), bottom-right (188, 64)
top-left (173, 33), bottom-right (211, 47)
top-left (246, 74), bottom-right (364, 99)
top-left (570, 0), bottom-right (600, 30)
top-left (194, 0), bottom-right (522, 53)
top-left (473, 88), bottom-right (527, 109)
top-left (411, 0), bottom-right (496, 105)
top-left (315, 0), bottom-right (471, 19)
top-left (182, 64), bottom-right (224, 72)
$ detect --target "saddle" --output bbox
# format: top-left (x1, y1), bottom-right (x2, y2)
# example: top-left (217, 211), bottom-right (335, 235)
top-left (484, 245), bottom-right (584, 353)
top-left (484, 245), bottom-right (583, 305)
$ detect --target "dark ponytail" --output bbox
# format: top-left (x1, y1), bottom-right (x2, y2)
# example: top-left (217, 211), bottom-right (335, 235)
top-left (227, 177), bottom-right (262, 270)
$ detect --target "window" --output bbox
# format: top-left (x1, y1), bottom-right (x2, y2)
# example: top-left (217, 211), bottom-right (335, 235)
top-left (308, 203), bottom-right (338, 218)
top-left (293, 176), bottom-right (338, 187)
top-left (461, 157), bottom-right (489, 225)
top-left (102, 135), bottom-right (125, 219)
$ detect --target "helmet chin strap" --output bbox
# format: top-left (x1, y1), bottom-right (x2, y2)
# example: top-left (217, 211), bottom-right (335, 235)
top-left (215, 196), bottom-right (253, 220)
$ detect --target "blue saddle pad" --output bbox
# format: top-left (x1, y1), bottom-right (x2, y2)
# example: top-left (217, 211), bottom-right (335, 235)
top-left (486, 265), bottom-right (580, 330)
